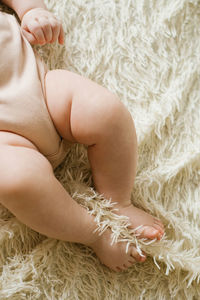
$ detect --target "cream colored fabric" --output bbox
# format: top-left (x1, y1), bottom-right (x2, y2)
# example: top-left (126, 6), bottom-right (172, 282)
top-left (0, 11), bottom-right (68, 169)
top-left (0, 0), bottom-right (200, 299)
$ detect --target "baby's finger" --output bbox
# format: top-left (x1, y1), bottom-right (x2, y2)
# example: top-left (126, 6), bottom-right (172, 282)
top-left (48, 17), bottom-right (60, 43)
top-left (25, 20), bottom-right (46, 45)
top-left (58, 25), bottom-right (65, 45)
top-left (38, 17), bottom-right (53, 43)
top-left (48, 18), bottom-right (65, 45)
top-left (21, 29), bottom-right (38, 45)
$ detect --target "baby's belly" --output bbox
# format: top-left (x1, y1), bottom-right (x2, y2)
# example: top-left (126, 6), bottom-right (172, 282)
top-left (0, 11), bottom-right (61, 157)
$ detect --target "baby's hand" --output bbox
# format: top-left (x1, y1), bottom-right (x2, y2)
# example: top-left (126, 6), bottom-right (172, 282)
top-left (21, 8), bottom-right (64, 45)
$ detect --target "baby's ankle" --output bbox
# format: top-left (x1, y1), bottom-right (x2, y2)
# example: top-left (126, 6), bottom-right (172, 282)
top-left (81, 216), bottom-right (101, 247)
top-left (84, 231), bottom-right (100, 247)
top-left (73, 209), bottom-right (101, 247)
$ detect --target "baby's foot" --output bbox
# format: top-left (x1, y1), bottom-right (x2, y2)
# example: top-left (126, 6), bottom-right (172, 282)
top-left (114, 203), bottom-right (164, 240)
top-left (88, 228), bottom-right (146, 272)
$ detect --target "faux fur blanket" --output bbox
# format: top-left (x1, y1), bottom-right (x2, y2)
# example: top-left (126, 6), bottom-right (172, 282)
top-left (0, 0), bottom-right (200, 299)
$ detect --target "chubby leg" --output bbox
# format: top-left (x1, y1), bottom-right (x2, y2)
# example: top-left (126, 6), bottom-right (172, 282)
top-left (45, 70), bottom-right (165, 241)
top-left (0, 131), bottom-right (141, 271)
top-left (0, 132), bottom-right (97, 244)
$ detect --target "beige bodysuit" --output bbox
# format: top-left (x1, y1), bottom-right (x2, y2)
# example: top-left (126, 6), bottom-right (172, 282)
top-left (0, 11), bottom-right (70, 169)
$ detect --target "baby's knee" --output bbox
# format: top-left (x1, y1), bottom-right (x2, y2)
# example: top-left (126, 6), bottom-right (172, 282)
top-left (94, 91), bottom-right (134, 135)
top-left (70, 84), bottom-right (134, 145)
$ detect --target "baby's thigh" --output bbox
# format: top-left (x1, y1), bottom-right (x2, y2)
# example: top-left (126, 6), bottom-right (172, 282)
top-left (44, 69), bottom-right (116, 143)
top-left (0, 131), bottom-right (38, 150)
top-left (0, 131), bottom-right (53, 197)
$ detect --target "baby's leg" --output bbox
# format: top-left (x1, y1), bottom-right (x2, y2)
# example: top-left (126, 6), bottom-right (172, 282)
top-left (0, 131), bottom-right (141, 271)
top-left (45, 71), bottom-right (164, 241)
top-left (0, 132), bottom-right (97, 244)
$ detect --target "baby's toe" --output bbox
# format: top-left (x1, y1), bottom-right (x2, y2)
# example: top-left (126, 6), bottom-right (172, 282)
top-left (154, 218), bottom-right (164, 229)
top-left (130, 247), bottom-right (146, 262)
top-left (116, 265), bottom-right (126, 272)
top-left (153, 228), bottom-right (164, 240)
top-left (128, 256), bottom-right (136, 264)
top-left (153, 223), bottom-right (164, 233)
top-left (115, 267), bottom-right (122, 272)
top-left (123, 262), bottom-right (133, 269)
top-left (138, 226), bottom-right (161, 239)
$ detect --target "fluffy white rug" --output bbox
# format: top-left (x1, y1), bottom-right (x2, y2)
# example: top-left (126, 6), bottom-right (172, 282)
top-left (0, 0), bottom-right (200, 299)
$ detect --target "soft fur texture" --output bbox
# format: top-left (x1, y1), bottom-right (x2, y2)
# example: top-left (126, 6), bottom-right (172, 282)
top-left (0, 0), bottom-right (200, 299)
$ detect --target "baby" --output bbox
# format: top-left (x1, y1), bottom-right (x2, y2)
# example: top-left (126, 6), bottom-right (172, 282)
top-left (0, 0), bottom-right (164, 272)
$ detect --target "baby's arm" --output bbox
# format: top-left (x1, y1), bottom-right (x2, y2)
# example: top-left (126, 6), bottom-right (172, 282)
top-left (1, 0), bottom-right (64, 45)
